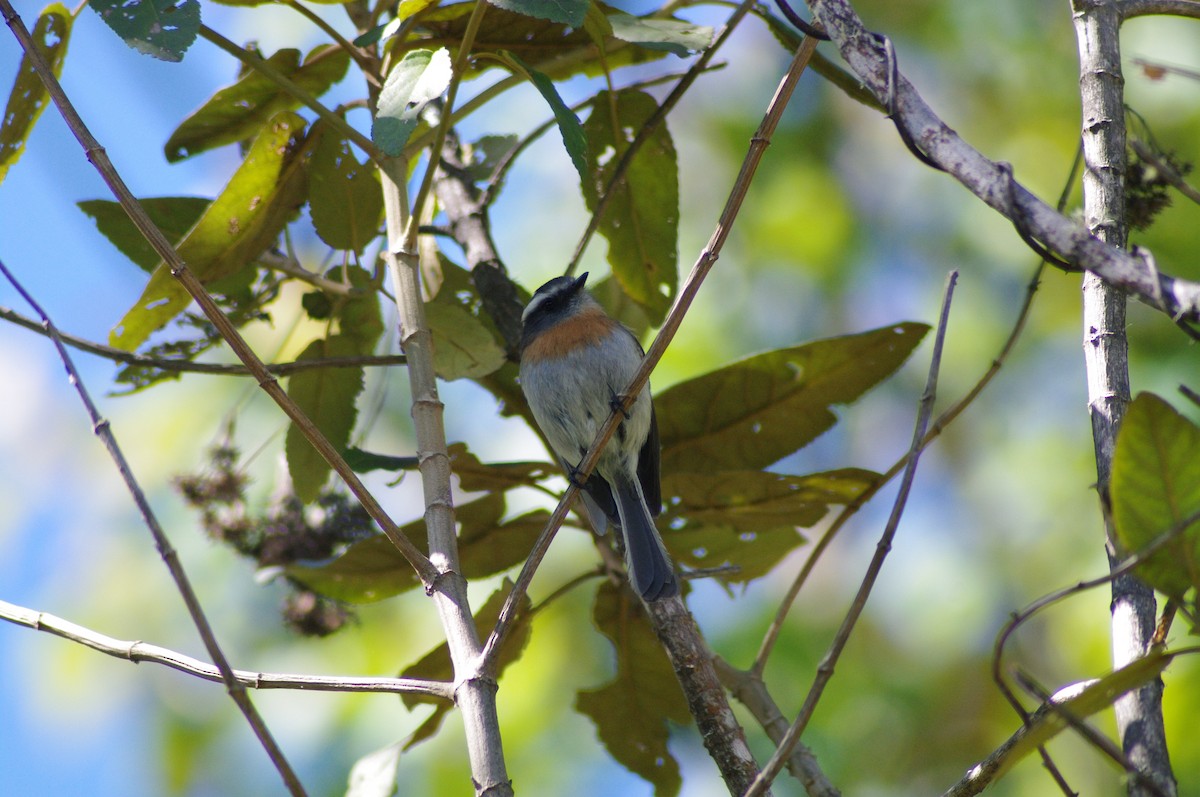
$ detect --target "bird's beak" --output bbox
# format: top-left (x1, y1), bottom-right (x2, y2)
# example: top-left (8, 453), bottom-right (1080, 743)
top-left (572, 272), bottom-right (589, 293)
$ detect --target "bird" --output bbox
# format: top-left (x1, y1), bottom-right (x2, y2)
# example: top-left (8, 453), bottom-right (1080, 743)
top-left (519, 272), bottom-right (678, 601)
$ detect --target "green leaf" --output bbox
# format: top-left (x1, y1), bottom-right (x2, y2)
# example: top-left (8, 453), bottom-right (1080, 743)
top-left (576, 581), bottom-right (690, 796)
top-left (662, 468), bottom-right (879, 583)
top-left (89, 0), bottom-right (199, 62)
top-left (996, 649), bottom-right (1174, 779)
top-left (657, 323), bottom-right (930, 472)
top-left (343, 447), bottom-right (419, 474)
top-left (582, 89), bottom-right (678, 322)
top-left (426, 301), bottom-right (508, 380)
top-left (448, 442), bottom-right (553, 492)
top-left (285, 335), bottom-right (366, 503)
top-left (0, 3), bottom-right (72, 186)
top-left (165, 46), bottom-right (349, 161)
top-left (506, 52), bottom-right (588, 187)
top-left (415, 3), bottom-right (680, 79)
top-left (373, 48), bottom-right (452, 156)
top-left (78, 197), bottom-right (210, 272)
top-left (1111, 393), bottom-right (1200, 597)
top-left (110, 111), bottom-right (309, 350)
top-left (335, 266), bottom-right (385, 348)
top-left (488, 0), bottom-right (587, 27)
top-left (607, 14), bottom-right (712, 57)
top-left (309, 129), bottom-right (384, 253)
top-left (287, 493), bottom-right (544, 601)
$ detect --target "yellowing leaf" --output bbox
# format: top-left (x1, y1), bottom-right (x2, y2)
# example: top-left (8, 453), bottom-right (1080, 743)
top-left (0, 3), bottom-right (72, 185)
top-left (657, 323), bottom-right (929, 472)
top-left (109, 112), bottom-right (309, 351)
top-left (165, 45), bottom-right (349, 161)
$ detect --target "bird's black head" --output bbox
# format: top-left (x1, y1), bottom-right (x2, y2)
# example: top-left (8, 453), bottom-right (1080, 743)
top-left (520, 272), bottom-right (591, 346)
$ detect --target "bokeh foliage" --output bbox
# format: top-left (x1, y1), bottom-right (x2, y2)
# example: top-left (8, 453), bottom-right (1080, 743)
top-left (4, 0), bottom-right (1200, 795)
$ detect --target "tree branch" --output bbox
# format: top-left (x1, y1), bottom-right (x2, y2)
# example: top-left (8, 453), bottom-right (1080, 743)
top-left (0, 599), bottom-right (453, 699)
top-left (0, 304), bottom-right (405, 375)
top-left (1071, 3), bottom-right (1175, 795)
top-left (0, 256), bottom-right (307, 797)
top-left (1121, 0), bottom-right (1200, 19)
top-left (744, 270), bottom-right (958, 797)
top-left (805, 0), bottom-right (1200, 323)
top-left (0, 0), bottom-right (438, 588)
top-left (381, 152), bottom-right (513, 795)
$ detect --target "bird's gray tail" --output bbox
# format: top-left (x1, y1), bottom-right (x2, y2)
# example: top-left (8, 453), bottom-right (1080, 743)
top-left (613, 473), bottom-right (678, 601)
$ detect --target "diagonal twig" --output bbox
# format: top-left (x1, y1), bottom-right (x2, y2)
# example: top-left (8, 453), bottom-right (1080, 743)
top-left (0, 0), bottom-right (438, 588)
top-left (0, 258), bottom-right (308, 797)
top-left (743, 270), bottom-right (959, 797)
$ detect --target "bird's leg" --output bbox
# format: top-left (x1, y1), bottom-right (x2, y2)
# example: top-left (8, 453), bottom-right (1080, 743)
top-left (609, 391), bottom-right (632, 420)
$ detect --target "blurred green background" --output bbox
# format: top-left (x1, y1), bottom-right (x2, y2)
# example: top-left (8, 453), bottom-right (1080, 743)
top-left (2, 1), bottom-right (1200, 795)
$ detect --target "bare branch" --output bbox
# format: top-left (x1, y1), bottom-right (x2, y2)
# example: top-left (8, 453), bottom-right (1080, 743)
top-left (744, 271), bottom-right (958, 797)
top-left (0, 599), bottom-right (453, 699)
top-left (715, 658), bottom-right (841, 797)
top-left (1121, 0), bottom-right (1200, 19)
top-left (0, 304), bottom-right (405, 375)
top-left (806, 0), bottom-right (1200, 324)
top-left (0, 0), bottom-right (438, 587)
top-left (1072, 3), bottom-right (1176, 794)
top-left (0, 255), bottom-right (307, 797)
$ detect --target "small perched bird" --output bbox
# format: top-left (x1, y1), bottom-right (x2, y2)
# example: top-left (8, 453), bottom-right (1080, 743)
top-left (519, 273), bottom-right (678, 600)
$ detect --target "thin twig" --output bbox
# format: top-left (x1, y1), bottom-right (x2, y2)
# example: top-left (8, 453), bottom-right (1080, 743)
top-left (198, 25), bottom-right (385, 165)
top-left (743, 270), bottom-right (958, 797)
top-left (0, 599), bottom-right (453, 699)
top-left (751, 144), bottom-right (1083, 674)
top-left (564, 0), bottom-right (759, 275)
top-left (0, 258), bottom-right (308, 797)
top-left (404, 0), bottom-right (489, 251)
top-left (1014, 673), bottom-right (1172, 797)
top-left (0, 0), bottom-right (438, 586)
top-left (480, 32), bottom-right (821, 674)
top-left (0, 305), bottom-right (404, 375)
top-left (1121, 0), bottom-right (1200, 20)
top-left (280, 0), bottom-right (381, 84)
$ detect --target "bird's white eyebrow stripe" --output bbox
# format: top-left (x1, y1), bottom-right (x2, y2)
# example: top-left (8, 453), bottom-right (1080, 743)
top-left (521, 290), bottom-right (551, 322)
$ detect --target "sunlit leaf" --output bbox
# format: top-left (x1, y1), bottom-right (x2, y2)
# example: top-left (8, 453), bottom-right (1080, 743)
top-left (413, 3), bottom-right (679, 79)
top-left (489, 0), bottom-right (587, 27)
top-left (285, 335), bottom-right (366, 503)
top-left (309, 129), bottom-right (384, 253)
top-left (662, 468), bottom-right (879, 583)
top-left (506, 52), bottom-right (588, 186)
top-left (287, 493), bottom-right (543, 602)
top-left (996, 649), bottom-right (1174, 779)
top-left (89, 0), bottom-right (199, 62)
top-left (582, 89), bottom-right (678, 322)
top-left (345, 742), bottom-right (401, 797)
top-left (78, 197), bottom-right (210, 272)
top-left (109, 112), bottom-right (309, 350)
top-left (657, 323), bottom-right (929, 472)
top-left (1111, 392), bottom-right (1200, 597)
top-left (374, 48), bottom-right (452, 156)
top-left (576, 581), bottom-right (689, 796)
top-left (0, 3), bottom-right (72, 186)
top-left (607, 14), bottom-right (711, 57)
top-left (165, 45), bottom-right (349, 161)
